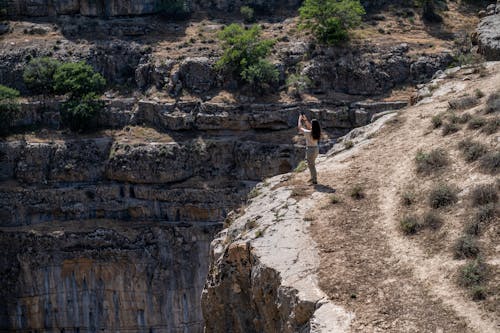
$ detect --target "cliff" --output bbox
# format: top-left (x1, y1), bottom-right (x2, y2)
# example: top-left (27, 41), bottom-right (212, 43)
top-left (202, 62), bottom-right (500, 332)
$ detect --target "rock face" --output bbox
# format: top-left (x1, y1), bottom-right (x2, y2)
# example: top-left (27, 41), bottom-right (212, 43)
top-left (0, 224), bottom-right (219, 333)
top-left (475, 12), bottom-right (500, 60)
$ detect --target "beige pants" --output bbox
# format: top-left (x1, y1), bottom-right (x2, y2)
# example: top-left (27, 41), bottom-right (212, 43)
top-left (306, 146), bottom-right (319, 182)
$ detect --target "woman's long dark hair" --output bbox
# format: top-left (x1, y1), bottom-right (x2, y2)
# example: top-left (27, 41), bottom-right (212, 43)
top-left (311, 119), bottom-right (321, 141)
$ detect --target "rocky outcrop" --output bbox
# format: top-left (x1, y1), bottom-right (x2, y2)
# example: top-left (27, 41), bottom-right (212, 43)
top-left (475, 11), bottom-right (500, 60)
top-left (201, 175), bottom-right (355, 333)
top-left (0, 223), bottom-right (219, 333)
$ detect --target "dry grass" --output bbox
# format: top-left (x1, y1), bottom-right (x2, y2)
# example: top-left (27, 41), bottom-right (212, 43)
top-left (458, 139), bottom-right (488, 162)
top-left (415, 148), bottom-right (449, 174)
top-left (429, 183), bottom-right (458, 208)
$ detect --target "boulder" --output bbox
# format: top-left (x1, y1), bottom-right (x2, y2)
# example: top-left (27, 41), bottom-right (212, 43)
top-left (176, 57), bottom-right (217, 94)
top-left (475, 13), bottom-right (500, 60)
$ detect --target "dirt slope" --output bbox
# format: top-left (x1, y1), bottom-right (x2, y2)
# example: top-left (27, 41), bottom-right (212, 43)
top-left (292, 62), bottom-right (499, 332)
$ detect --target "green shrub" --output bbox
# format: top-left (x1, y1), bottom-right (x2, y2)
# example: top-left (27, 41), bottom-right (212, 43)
top-left (475, 203), bottom-right (497, 225)
top-left (479, 151), bottom-right (500, 174)
top-left (458, 139), bottom-right (488, 162)
top-left (0, 85), bottom-right (20, 136)
top-left (400, 215), bottom-right (420, 235)
top-left (156, 0), bottom-right (190, 19)
top-left (299, 0), bottom-right (365, 45)
top-left (458, 258), bottom-right (487, 287)
top-left (453, 235), bottom-right (480, 259)
top-left (240, 5), bottom-right (255, 23)
top-left (429, 183), bottom-right (458, 208)
top-left (216, 24), bottom-right (278, 93)
top-left (241, 59), bottom-right (279, 93)
top-left (61, 93), bottom-right (103, 132)
top-left (54, 61), bottom-right (106, 98)
top-left (470, 183), bottom-right (498, 206)
top-left (415, 148), bottom-right (449, 174)
top-left (470, 285), bottom-right (487, 301)
top-left (23, 57), bottom-right (61, 95)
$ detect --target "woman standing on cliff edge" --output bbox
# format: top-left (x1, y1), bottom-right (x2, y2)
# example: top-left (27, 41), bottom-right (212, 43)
top-left (298, 114), bottom-right (321, 185)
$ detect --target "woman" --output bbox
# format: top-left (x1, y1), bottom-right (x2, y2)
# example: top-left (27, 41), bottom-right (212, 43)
top-left (298, 114), bottom-right (321, 184)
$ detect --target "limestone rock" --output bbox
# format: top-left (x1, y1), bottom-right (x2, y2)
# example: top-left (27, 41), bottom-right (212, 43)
top-left (475, 13), bottom-right (500, 60)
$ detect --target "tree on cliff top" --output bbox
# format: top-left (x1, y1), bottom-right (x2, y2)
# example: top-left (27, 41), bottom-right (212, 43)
top-left (217, 24), bottom-right (279, 94)
top-left (23, 57), bottom-right (62, 96)
top-left (54, 62), bottom-right (106, 98)
top-left (299, 0), bottom-right (365, 45)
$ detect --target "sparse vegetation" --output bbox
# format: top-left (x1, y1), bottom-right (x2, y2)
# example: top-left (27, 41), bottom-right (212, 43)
top-left (422, 211), bottom-right (443, 230)
top-left (482, 117), bottom-right (499, 135)
top-left (299, 0), bottom-right (365, 45)
top-left (330, 194), bottom-right (341, 204)
top-left (240, 6), bottom-right (255, 23)
top-left (467, 117), bottom-right (486, 129)
top-left (470, 285), bottom-right (487, 301)
top-left (286, 74), bottom-right (311, 97)
top-left (294, 160), bottom-right (308, 173)
top-left (453, 235), bottom-right (480, 259)
top-left (484, 91), bottom-right (499, 114)
top-left (400, 215), bottom-right (420, 235)
top-left (441, 122), bottom-right (460, 136)
top-left (458, 258), bottom-right (487, 288)
top-left (216, 24), bottom-right (278, 93)
top-left (474, 89), bottom-right (485, 99)
top-left (448, 95), bottom-right (478, 110)
top-left (458, 139), bottom-right (488, 162)
top-left (344, 140), bottom-right (354, 149)
top-left (350, 184), bottom-right (365, 199)
top-left (470, 183), bottom-right (498, 206)
top-left (479, 151), bottom-right (500, 174)
top-left (431, 114), bottom-right (443, 128)
top-left (415, 148), bottom-right (449, 174)
top-left (401, 190), bottom-right (416, 206)
top-left (248, 187), bottom-right (261, 199)
top-left (0, 85), bottom-right (20, 136)
top-left (429, 183), bottom-right (458, 208)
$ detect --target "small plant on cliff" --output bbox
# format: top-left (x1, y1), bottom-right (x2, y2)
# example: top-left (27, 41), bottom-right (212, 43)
top-left (0, 85), bottom-right (20, 136)
top-left (299, 0), bottom-right (365, 45)
top-left (240, 6), bottom-right (255, 23)
top-left (23, 57), bottom-right (61, 96)
top-left (217, 24), bottom-right (278, 94)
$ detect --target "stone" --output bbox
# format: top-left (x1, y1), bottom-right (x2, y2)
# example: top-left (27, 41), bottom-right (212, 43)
top-left (475, 13), bottom-right (500, 60)
top-left (176, 57), bottom-right (217, 94)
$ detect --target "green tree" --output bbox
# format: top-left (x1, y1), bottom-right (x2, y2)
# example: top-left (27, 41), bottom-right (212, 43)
top-left (217, 24), bottom-right (278, 93)
top-left (240, 6), bottom-right (255, 23)
top-left (23, 57), bottom-right (62, 95)
top-left (61, 93), bottom-right (104, 132)
top-left (53, 62), bottom-right (106, 132)
top-left (299, 0), bottom-right (365, 45)
top-left (416, 0), bottom-right (446, 23)
top-left (54, 61), bottom-right (106, 98)
top-left (0, 85), bottom-right (20, 136)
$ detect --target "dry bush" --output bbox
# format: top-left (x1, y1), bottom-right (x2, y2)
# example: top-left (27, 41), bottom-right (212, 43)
top-left (400, 215), bottom-right (420, 235)
top-left (422, 211), bottom-right (443, 230)
top-left (467, 117), bottom-right (486, 129)
top-left (350, 184), bottom-right (365, 199)
top-left (431, 114), bottom-right (443, 128)
top-left (482, 117), bottom-right (499, 135)
top-left (458, 258), bottom-right (487, 288)
top-left (415, 148), bottom-right (449, 174)
top-left (458, 139), bottom-right (488, 162)
top-left (442, 122), bottom-right (460, 136)
top-left (479, 151), bottom-right (500, 174)
top-left (429, 183), bottom-right (458, 208)
top-left (448, 95), bottom-right (478, 110)
top-left (470, 183), bottom-right (498, 206)
top-left (484, 91), bottom-right (500, 114)
top-left (401, 190), bottom-right (416, 206)
top-left (453, 235), bottom-right (480, 259)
